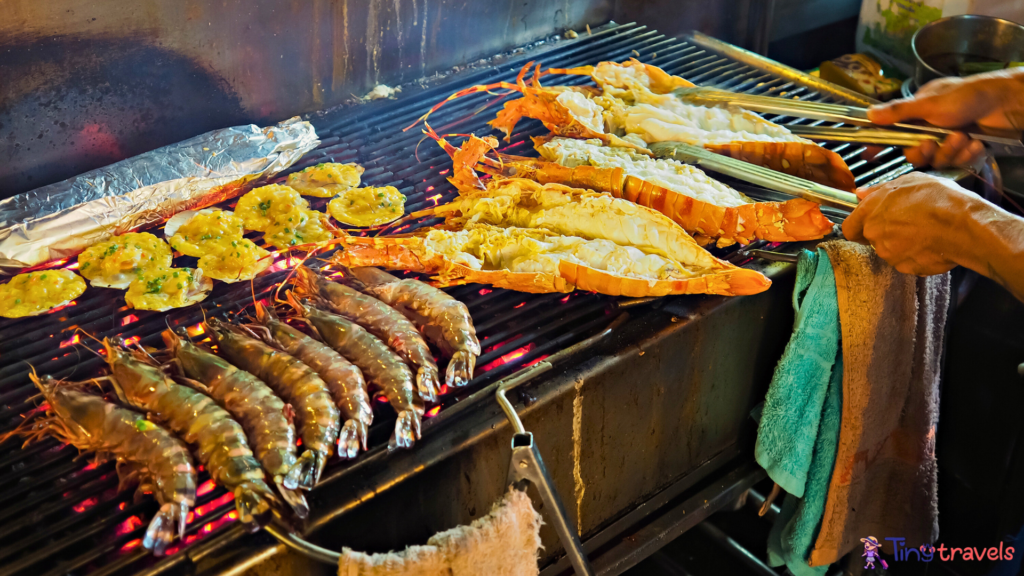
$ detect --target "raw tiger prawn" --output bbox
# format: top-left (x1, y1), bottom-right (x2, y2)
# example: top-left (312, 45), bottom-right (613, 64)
top-left (291, 266), bottom-right (442, 403)
top-left (204, 318), bottom-right (340, 487)
top-left (410, 59), bottom-right (855, 191)
top-left (286, 293), bottom-right (422, 450)
top-left (422, 126), bottom-right (834, 248)
top-left (101, 338), bottom-right (288, 526)
top-left (247, 302), bottom-right (374, 459)
top-left (4, 371), bottom-right (197, 555)
top-left (161, 329), bottom-right (310, 511)
top-left (333, 266), bottom-right (480, 388)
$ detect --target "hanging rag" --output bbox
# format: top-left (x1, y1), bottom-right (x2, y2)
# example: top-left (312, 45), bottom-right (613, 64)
top-left (756, 248), bottom-right (844, 576)
top-left (337, 488), bottom-right (544, 576)
top-left (809, 240), bottom-right (948, 566)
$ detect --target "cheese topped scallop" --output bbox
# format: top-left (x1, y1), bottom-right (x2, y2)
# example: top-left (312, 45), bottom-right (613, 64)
top-left (166, 209), bottom-right (246, 257)
top-left (125, 267), bottom-right (213, 311)
top-left (235, 185), bottom-right (309, 232)
top-left (198, 238), bottom-right (272, 282)
top-left (327, 186), bottom-right (406, 227)
top-left (264, 207), bottom-right (333, 249)
top-left (78, 232), bottom-right (173, 289)
top-left (0, 270), bottom-right (87, 318)
top-left (286, 163), bottom-right (364, 197)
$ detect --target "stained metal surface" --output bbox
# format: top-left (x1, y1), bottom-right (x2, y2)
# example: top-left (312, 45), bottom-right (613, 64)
top-left (1, 0), bottom-right (795, 198)
top-left (0, 21), bottom-right (922, 576)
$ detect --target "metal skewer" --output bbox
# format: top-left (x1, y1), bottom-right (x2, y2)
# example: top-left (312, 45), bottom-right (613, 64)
top-left (648, 141), bottom-right (859, 210)
top-left (786, 125), bottom-right (941, 147)
top-left (670, 86), bottom-right (1024, 155)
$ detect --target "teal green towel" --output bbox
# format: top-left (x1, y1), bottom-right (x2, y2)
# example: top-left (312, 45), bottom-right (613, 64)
top-left (755, 248), bottom-right (840, 497)
top-left (756, 248), bottom-right (844, 575)
top-left (767, 355), bottom-right (843, 576)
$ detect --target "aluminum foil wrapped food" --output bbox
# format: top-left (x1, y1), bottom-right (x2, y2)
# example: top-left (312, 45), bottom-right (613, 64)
top-left (0, 117), bottom-right (320, 273)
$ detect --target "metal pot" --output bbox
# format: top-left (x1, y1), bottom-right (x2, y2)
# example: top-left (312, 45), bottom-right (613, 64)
top-left (911, 14), bottom-right (1024, 87)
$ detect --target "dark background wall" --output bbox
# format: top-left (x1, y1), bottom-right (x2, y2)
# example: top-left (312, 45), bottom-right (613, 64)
top-left (0, 0), bottom-right (855, 198)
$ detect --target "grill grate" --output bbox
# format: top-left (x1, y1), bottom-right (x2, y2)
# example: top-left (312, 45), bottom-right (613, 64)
top-left (0, 22), bottom-right (909, 576)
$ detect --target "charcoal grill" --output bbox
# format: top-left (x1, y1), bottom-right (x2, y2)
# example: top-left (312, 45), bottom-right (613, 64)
top-left (0, 22), bottom-right (926, 576)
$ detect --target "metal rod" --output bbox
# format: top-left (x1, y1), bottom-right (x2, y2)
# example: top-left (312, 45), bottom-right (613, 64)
top-left (264, 525), bottom-right (340, 565)
top-left (648, 141), bottom-right (859, 209)
top-left (683, 31), bottom-right (878, 106)
top-left (508, 433), bottom-right (595, 576)
top-left (698, 522), bottom-right (780, 576)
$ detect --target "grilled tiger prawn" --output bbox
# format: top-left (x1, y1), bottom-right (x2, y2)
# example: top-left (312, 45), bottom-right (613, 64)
top-left (205, 318), bottom-right (340, 487)
top-left (11, 372), bottom-right (196, 555)
top-left (427, 129), bottom-right (833, 247)
top-left (102, 339), bottom-right (286, 526)
top-left (414, 60), bottom-right (855, 191)
top-left (334, 266), bottom-right (480, 388)
top-left (161, 329), bottom-right (310, 510)
top-left (286, 294), bottom-right (422, 450)
top-left (291, 266), bottom-right (441, 403)
top-left (249, 302), bottom-right (373, 459)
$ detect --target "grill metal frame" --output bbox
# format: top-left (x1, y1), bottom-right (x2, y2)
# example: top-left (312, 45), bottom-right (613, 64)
top-left (0, 22), bottom-right (916, 576)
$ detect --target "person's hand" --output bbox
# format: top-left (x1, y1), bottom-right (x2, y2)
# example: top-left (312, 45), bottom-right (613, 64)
top-left (865, 69), bottom-right (1024, 169)
top-left (843, 172), bottom-right (978, 275)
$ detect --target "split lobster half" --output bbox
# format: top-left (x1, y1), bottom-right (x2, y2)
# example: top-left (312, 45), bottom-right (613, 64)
top-left (425, 127), bottom-right (834, 248)
top-left (331, 177), bottom-right (771, 298)
top-left (411, 59), bottom-right (855, 191)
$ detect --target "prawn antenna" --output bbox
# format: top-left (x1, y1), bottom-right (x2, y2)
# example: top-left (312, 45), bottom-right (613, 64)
top-left (401, 62), bottom-right (533, 132)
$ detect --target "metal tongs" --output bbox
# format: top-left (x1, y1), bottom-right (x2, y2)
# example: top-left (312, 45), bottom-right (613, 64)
top-left (648, 141), bottom-right (860, 210)
top-left (671, 86), bottom-right (1024, 156)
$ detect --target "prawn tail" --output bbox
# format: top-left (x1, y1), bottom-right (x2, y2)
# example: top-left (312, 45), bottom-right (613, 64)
top-left (273, 477), bottom-right (310, 519)
top-left (388, 410), bottom-right (423, 452)
top-left (283, 449), bottom-right (319, 491)
top-left (445, 350), bottom-right (477, 388)
top-left (416, 367), bottom-right (440, 404)
top-left (337, 419), bottom-right (369, 459)
top-left (144, 501), bottom-right (188, 556)
top-left (234, 482), bottom-right (277, 530)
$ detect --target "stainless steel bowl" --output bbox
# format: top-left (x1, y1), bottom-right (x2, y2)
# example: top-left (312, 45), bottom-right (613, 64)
top-left (911, 14), bottom-right (1024, 86)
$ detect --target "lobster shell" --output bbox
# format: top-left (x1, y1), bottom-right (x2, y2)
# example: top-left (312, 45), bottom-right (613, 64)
top-left (330, 232), bottom-right (772, 298)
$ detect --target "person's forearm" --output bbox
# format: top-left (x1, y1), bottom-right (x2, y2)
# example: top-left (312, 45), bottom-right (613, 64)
top-left (961, 200), bottom-right (1024, 302)
top-left (986, 68), bottom-right (1024, 130)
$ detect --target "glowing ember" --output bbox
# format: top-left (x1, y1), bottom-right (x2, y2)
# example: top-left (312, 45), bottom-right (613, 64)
top-left (187, 324), bottom-right (205, 338)
top-left (73, 497), bottom-right (99, 513)
top-left (425, 406), bottom-right (441, 418)
top-left (50, 301), bottom-right (78, 314)
top-left (114, 515), bottom-right (144, 537)
top-left (59, 333), bottom-right (81, 348)
top-left (65, 261), bottom-right (80, 270)
top-left (478, 288), bottom-right (492, 296)
top-left (83, 461), bottom-right (99, 471)
top-left (439, 169), bottom-right (450, 175)
top-left (196, 479), bottom-right (217, 497)
top-left (119, 539), bottom-right (142, 553)
top-left (195, 492), bottom-right (234, 517)
top-left (480, 344), bottom-right (535, 372)
top-left (513, 302), bottom-right (525, 309)
top-left (526, 354), bottom-right (550, 367)
top-left (439, 384), bottom-right (449, 395)
top-left (560, 294), bottom-right (571, 303)
top-left (121, 314), bottom-right (139, 326)
top-left (425, 186), bottom-right (435, 192)
top-left (376, 396), bottom-right (389, 404)
top-left (122, 336), bottom-right (141, 347)
top-left (201, 512), bottom-right (237, 534)
top-left (268, 255), bottom-right (304, 273)
top-left (428, 194), bottom-right (442, 205)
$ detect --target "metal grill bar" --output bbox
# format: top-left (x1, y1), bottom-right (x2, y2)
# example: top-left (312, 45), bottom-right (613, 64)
top-left (0, 22), bottom-right (913, 576)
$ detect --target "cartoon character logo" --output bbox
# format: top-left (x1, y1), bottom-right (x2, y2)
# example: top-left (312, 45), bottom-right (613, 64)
top-left (861, 536), bottom-right (889, 571)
